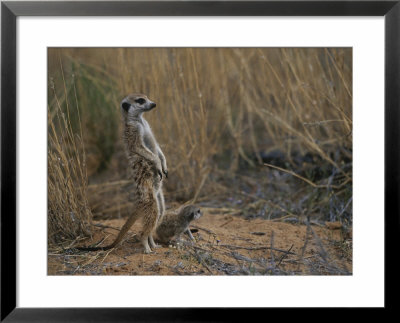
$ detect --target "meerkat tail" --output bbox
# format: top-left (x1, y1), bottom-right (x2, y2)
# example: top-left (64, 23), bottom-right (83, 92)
top-left (75, 212), bottom-right (141, 252)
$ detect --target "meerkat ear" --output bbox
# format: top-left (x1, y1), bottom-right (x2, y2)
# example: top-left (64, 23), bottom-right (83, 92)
top-left (122, 102), bottom-right (131, 112)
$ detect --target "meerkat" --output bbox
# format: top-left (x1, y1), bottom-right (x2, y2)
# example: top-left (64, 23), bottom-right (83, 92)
top-left (156, 204), bottom-right (202, 244)
top-left (77, 93), bottom-right (167, 254)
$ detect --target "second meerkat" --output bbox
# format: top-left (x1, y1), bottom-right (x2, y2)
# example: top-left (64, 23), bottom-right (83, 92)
top-left (156, 205), bottom-right (202, 244)
top-left (78, 93), bottom-right (167, 254)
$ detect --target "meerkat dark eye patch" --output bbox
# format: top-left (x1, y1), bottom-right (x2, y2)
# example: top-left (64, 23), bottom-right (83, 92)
top-left (122, 102), bottom-right (131, 112)
top-left (135, 98), bottom-right (146, 105)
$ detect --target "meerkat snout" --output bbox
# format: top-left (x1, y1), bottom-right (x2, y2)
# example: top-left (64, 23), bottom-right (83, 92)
top-left (187, 207), bottom-right (202, 220)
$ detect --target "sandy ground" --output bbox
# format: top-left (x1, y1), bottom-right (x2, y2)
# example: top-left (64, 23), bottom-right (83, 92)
top-left (48, 210), bottom-right (352, 275)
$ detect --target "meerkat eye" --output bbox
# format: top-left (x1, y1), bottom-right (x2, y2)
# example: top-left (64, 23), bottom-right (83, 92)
top-left (122, 102), bottom-right (131, 112)
top-left (135, 98), bottom-right (146, 105)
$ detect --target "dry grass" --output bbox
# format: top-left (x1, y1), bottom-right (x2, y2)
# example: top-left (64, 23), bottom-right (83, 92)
top-left (47, 47), bottom-right (352, 250)
top-left (112, 48), bottom-right (352, 199)
top-left (48, 69), bottom-right (93, 245)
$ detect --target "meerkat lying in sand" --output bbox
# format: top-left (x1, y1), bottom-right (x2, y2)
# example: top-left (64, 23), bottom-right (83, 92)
top-left (156, 204), bottom-right (202, 244)
top-left (77, 93), bottom-right (167, 254)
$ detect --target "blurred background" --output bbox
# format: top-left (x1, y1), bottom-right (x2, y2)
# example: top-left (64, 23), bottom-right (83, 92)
top-left (48, 48), bottom-right (352, 246)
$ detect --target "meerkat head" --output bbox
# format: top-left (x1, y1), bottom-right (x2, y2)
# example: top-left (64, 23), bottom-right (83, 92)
top-left (182, 205), bottom-right (202, 221)
top-left (120, 93), bottom-right (156, 120)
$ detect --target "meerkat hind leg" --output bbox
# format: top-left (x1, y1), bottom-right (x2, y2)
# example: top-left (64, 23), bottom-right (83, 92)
top-left (141, 236), bottom-right (153, 254)
top-left (149, 234), bottom-right (160, 249)
top-left (140, 198), bottom-right (159, 254)
top-left (149, 190), bottom-right (164, 250)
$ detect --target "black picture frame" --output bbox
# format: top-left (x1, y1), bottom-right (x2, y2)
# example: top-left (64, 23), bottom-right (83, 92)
top-left (1, 0), bottom-right (398, 321)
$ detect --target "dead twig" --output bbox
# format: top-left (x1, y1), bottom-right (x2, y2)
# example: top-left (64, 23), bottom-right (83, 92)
top-left (264, 162), bottom-right (348, 189)
top-left (336, 196), bottom-right (353, 219)
top-left (191, 225), bottom-right (215, 235)
top-left (276, 244), bottom-right (294, 269)
top-left (191, 169), bottom-right (210, 204)
top-left (307, 218), bottom-right (332, 264)
top-left (219, 244), bottom-right (296, 255)
top-left (191, 249), bottom-right (214, 274)
top-left (230, 251), bottom-right (256, 263)
top-left (220, 218), bottom-right (234, 227)
top-left (93, 223), bottom-right (121, 231)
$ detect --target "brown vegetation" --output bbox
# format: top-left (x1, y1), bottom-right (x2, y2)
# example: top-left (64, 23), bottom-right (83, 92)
top-left (47, 47), bottom-right (352, 275)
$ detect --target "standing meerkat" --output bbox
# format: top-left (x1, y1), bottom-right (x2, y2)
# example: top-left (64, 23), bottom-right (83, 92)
top-left (78, 93), bottom-right (167, 254)
top-left (156, 205), bottom-right (202, 244)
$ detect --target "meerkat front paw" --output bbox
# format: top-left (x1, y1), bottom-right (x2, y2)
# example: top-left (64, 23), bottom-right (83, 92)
top-left (153, 162), bottom-right (163, 180)
top-left (186, 228), bottom-right (196, 241)
top-left (162, 162), bottom-right (168, 178)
